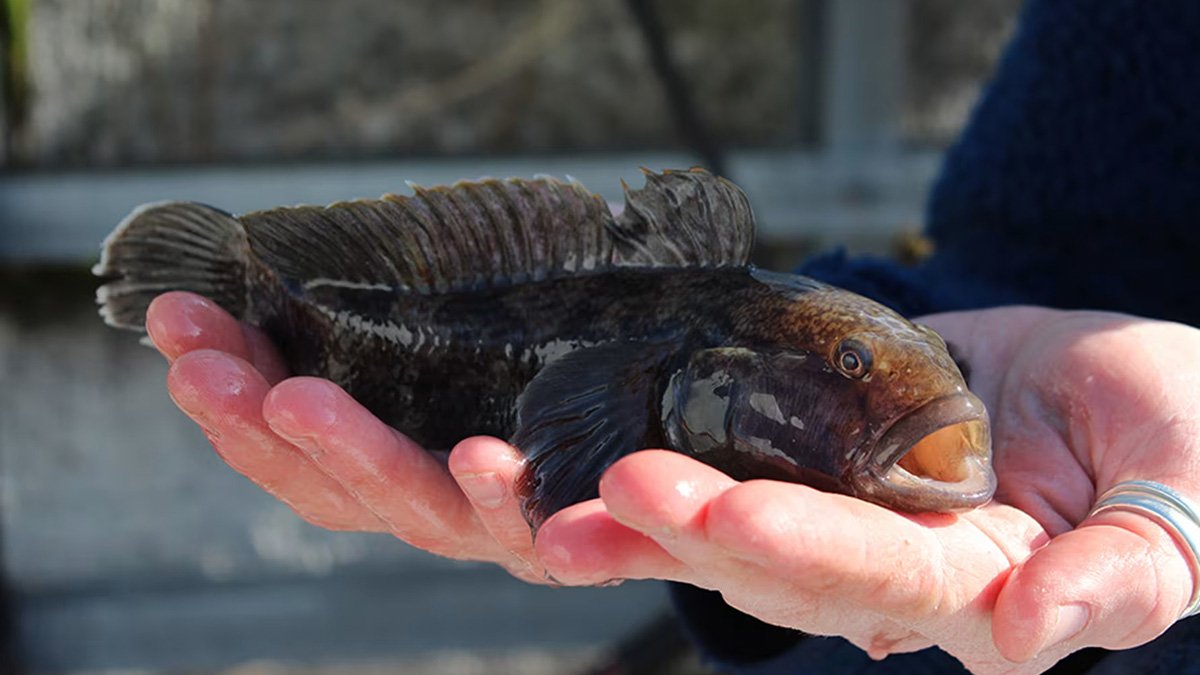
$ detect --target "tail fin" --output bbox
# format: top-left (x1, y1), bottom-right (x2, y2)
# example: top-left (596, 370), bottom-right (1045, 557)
top-left (94, 201), bottom-right (250, 331)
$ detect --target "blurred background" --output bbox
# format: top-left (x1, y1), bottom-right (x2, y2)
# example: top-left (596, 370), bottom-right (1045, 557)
top-left (0, 0), bottom-right (1021, 672)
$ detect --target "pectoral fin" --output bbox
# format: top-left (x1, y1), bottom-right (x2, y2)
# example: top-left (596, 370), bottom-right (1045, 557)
top-left (511, 341), bottom-right (677, 530)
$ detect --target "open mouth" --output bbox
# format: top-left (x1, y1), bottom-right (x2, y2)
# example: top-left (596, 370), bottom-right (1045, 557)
top-left (895, 418), bottom-right (990, 482)
top-left (856, 395), bottom-right (996, 512)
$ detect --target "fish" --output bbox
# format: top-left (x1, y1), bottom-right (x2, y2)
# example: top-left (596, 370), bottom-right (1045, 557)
top-left (94, 168), bottom-right (995, 529)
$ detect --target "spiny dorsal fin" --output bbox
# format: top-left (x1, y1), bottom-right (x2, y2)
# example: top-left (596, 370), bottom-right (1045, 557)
top-left (610, 168), bottom-right (755, 268)
top-left (236, 169), bottom-right (754, 295)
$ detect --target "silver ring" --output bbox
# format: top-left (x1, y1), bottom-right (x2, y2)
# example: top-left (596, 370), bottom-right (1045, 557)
top-left (1090, 480), bottom-right (1200, 619)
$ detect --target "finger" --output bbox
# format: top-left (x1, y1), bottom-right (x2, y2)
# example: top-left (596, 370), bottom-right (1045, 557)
top-left (447, 437), bottom-right (542, 571)
top-left (598, 450), bottom-right (739, 536)
top-left (711, 490), bottom-right (948, 625)
top-left (993, 508), bottom-right (1196, 662)
top-left (597, 451), bottom-right (776, 593)
top-left (147, 291), bottom-right (288, 384)
top-left (536, 499), bottom-right (693, 586)
top-left (263, 376), bottom-right (502, 561)
top-left (168, 349), bottom-right (378, 531)
top-left (600, 451), bottom-right (957, 617)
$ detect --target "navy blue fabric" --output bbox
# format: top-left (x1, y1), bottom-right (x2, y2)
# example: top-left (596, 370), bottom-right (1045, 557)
top-left (673, 0), bottom-right (1200, 672)
top-left (922, 0), bottom-right (1200, 325)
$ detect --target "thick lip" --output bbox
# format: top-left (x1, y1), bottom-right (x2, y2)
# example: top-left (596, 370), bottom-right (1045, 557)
top-left (852, 394), bottom-right (996, 512)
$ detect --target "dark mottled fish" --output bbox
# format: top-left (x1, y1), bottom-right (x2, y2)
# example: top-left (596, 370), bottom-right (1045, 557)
top-left (95, 169), bottom-right (995, 529)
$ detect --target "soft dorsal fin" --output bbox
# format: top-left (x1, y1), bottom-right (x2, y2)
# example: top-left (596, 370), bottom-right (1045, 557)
top-left (236, 168), bottom-right (755, 294)
top-left (241, 176), bottom-right (615, 294)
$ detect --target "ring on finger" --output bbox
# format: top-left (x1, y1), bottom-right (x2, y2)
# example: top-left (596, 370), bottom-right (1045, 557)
top-left (1090, 480), bottom-right (1200, 619)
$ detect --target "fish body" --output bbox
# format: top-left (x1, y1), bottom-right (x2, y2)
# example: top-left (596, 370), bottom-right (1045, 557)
top-left (96, 169), bottom-right (995, 528)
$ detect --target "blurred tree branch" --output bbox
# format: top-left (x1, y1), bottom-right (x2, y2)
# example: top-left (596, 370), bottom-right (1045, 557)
top-left (1, 0), bottom-right (31, 159)
top-left (625, 0), bottom-right (726, 177)
top-left (375, 0), bottom-right (582, 126)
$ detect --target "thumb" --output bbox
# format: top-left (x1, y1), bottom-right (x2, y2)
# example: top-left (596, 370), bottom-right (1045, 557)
top-left (992, 508), bottom-right (1197, 662)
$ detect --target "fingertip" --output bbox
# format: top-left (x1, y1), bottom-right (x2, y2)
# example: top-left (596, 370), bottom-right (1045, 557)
top-left (448, 436), bottom-right (525, 478)
top-left (537, 500), bottom-right (687, 584)
top-left (261, 376), bottom-right (343, 438)
top-left (598, 450), bottom-right (737, 533)
top-left (704, 480), bottom-right (800, 554)
top-left (536, 501), bottom-right (616, 569)
top-left (991, 562), bottom-right (1053, 662)
top-left (448, 437), bottom-right (527, 512)
top-left (993, 560), bottom-right (1099, 664)
top-left (147, 292), bottom-right (244, 360)
top-left (167, 349), bottom-right (265, 417)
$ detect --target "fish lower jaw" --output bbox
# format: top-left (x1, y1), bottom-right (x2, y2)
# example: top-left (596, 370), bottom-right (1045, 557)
top-left (875, 452), bottom-right (995, 512)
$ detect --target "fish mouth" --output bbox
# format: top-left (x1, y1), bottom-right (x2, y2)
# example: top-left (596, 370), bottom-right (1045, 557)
top-left (855, 394), bottom-right (996, 512)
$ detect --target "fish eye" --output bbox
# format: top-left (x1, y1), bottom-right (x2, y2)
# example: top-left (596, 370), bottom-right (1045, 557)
top-left (835, 339), bottom-right (872, 379)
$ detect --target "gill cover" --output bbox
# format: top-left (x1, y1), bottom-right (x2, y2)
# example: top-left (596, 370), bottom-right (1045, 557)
top-left (661, 347), bottom-right (870, 492)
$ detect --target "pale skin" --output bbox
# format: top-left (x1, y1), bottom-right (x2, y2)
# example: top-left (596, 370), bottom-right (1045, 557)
top-left (147, 290), bottom-right (1200, 674)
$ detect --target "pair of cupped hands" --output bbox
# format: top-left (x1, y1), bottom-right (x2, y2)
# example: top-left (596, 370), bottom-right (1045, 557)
top-left (148, 291), bottom-right (1200, 674)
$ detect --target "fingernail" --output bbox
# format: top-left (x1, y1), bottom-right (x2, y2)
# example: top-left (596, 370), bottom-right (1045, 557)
top-left (459, 472), bottom-right (507, 509)
top-left (1047, 603), bottom-right (1090, 649)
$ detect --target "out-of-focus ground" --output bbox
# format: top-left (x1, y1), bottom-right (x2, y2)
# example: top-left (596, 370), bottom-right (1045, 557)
top-left (0, 1), bottom-right (1020, 672)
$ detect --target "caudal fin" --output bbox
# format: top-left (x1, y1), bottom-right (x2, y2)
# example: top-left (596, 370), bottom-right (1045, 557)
top-left (94, 201), bottom-right (250, 331)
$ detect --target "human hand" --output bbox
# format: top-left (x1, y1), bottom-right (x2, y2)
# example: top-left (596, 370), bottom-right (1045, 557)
top-left (532, 307), bottom-right (1200, 673)
top-left (145, 291), bottom-right (550, 583)
top-left (148, 294), bottom-right (1200, 671)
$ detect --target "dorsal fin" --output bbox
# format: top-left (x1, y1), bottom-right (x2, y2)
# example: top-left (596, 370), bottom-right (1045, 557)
top-left (236, 169), bottom-right (755, 294)
top-left (610, 168), bottom-right (755, 268)
top-left (240, 176), bottom-right (615, 293)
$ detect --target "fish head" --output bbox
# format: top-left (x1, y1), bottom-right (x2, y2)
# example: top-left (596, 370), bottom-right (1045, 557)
top-left (825, 318), bottom-right (995, 513)
top-left (663, 270), bottom-right (994, 512)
